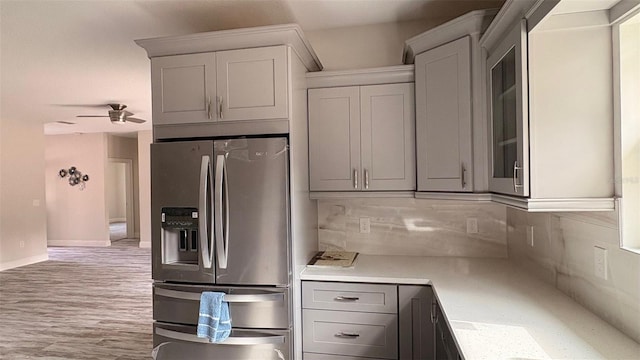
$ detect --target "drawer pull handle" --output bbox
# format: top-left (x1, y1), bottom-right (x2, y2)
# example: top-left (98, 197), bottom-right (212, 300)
top-left (335, 332), bottom-right (360, 338)
top-left (334, 296), bottom-right (360, 302)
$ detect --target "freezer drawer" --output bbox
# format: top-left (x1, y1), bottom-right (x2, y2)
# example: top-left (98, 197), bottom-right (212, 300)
top-left (153, 323), bottom-right (291, 360)
top-left (154, 283), bottom-right (290, 329)
top-left (304, 353), bottom-right (386, 360)
top-left (302, 281), bottom-right (397, 314)
top-left (303, 309), bottom-right (398, 359)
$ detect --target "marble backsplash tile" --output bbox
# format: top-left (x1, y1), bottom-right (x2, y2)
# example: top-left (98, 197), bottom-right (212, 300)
top-left (318, 198), bottom-right (507, 258)
top-left (507, 208), bottom-right (640, 343)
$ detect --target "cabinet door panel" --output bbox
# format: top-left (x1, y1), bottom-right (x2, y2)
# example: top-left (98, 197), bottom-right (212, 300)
top-left (487, 20), bottom-right (529, 196)
top-left (360, 83), bottom-right (415, 191)
top-left (308, 87), bottom-right (361, 191)
top-left (398, 285), bottom-right (435, 360)
top-left (151, 53), bottom-right (216, 125)
top-left (416, 36), bottom-right (472, 192)
top-left (216, 46), bottom-right (288, 121)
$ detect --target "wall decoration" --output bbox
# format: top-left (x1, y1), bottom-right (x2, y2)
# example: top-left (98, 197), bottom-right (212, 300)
top-left (58, 166), bottom-right (90, 190)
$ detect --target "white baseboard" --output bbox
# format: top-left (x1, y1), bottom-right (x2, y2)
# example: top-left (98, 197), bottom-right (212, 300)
top-left (48, 240), bottom-right (111, 247)
top-left (109, 218), bottom-right (126, 223)
top-left (139, 241), bottom-right (152, 249)
top-left (0, 253), bottom-right (49, 271)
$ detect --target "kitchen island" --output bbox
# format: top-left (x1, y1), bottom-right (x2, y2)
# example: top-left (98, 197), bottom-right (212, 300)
top-left (301, 255), bottom-right (640, 359)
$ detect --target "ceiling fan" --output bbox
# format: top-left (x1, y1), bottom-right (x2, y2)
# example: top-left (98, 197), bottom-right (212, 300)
top-left (77, 104), bottom-right (146, 124)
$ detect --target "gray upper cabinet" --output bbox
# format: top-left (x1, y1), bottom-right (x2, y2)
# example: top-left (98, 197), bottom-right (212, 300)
top-left (151, 53), bottom-right (216, 125)
top-left (415, 36), bottom-right (473, 192)
top-left (486, 20), bottom-right (529, 197)
top-left (151, 46), bottom-right (288, 126)
top-left (308, 87), bottom-right (361, 191)
top-left (309, 83), bottom-right (415, 192)
top-left (216, 46), bottom-right (288, 121)
top-left (361, 84), bottom-right (416, 191)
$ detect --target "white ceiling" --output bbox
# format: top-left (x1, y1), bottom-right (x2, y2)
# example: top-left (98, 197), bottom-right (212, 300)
top-left (0, 0), bottom-right (504, 137)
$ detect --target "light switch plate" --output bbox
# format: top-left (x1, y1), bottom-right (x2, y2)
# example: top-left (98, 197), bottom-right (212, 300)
top-left (359, 217), bottom-right (370, 234)
top-left (594, 246), bottom-right (608, 280)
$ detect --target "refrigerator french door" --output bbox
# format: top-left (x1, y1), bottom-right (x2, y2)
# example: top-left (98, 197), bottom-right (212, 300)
top-left (151, 137), bottom-right (290, 285)
top-left (150, 137), bottom-right (292, 358)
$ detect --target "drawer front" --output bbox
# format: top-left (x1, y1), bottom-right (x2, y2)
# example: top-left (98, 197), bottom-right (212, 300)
top-left (304, 352), bottom-right (386, 360)
top-left (153, 283), bottom-right (290, 329)
top-left (303, 309), bottom-right (398, 359)
top-left (302, 281), bottom-right (397, 313)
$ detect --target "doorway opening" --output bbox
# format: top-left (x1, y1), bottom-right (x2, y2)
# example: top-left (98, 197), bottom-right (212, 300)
top-left (107, 159), bottom-right (136, 246)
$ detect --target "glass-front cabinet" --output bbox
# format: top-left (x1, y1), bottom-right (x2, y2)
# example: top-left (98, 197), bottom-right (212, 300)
top-left (487, 20), bottom-right (529, 197)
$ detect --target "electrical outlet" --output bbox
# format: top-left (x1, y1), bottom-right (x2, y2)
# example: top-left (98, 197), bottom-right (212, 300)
top-left (359, 217), bottom-right (370, 234)
top-left (466, 218), bottom-right (478, 234)
top-left (19, 241), bottom-right (25, 249)
top-left (527, 226), bottom-right (535, 247)
top-left (594, 246), bottom-right (608, 280)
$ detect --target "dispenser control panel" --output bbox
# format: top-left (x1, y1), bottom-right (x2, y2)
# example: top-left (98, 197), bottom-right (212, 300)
top-left (161, 207), bottom-right (199, 229)
top-left (161, 207), bottom-right (199, 254)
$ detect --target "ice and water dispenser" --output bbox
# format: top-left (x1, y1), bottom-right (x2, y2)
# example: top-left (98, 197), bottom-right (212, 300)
top-left (161, 207), bottom-right (199, 266)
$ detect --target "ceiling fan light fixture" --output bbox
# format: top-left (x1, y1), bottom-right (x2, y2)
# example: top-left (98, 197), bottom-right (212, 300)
top-left (109, 110), bottom-right (126, 124)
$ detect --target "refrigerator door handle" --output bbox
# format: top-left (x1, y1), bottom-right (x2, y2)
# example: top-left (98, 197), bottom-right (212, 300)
top-left (199, 156), bottom-right (213, 269)
top-left (215, 154), bottom-right (229, 269)
top-left (155, 328), bottom-right (285, 345)
top-left (155, 288), bottom-right (285, 303)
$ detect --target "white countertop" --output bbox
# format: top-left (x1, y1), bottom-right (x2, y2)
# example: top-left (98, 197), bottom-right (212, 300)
top-left (301, 255), bottom-right (640, 360)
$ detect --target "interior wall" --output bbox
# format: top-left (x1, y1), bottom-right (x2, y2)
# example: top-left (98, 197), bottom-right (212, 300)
top-left (45, 133), bottom-right (109, 247)
top-left (507, 208), bottom-right (640, 343)
top-left (306, 20), bottom-right (437, 70)
top-left (108, 135), bottom-right (140, 237)
top-left (107, 162), bottom-right (127, 222)
top-left (0, 117), bottom-right (48, 271)
top-left (319, 198), bottom-right (507, 258)
top-left (137, 130), bottom-right (152, 248)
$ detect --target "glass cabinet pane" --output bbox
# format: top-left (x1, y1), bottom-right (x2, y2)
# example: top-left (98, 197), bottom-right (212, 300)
top-left (491, 47), bottom-right (517, 179)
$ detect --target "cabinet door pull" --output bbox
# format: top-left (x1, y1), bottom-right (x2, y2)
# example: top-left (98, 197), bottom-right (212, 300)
top-left (218, 96), bottom-right (224, 120)
top-left (461, 163), bottom-right (466, 189)
top-left (207, 96), bottom-right (212, 120)
top-left (431, 302), bottom-right (438, 324)
top-left (334, 295), bottom-right (360, 301)
top-left (335, 332), bottom-right (360, 338)
top-left (513, 161), bottom-right (523, 191)
top-left (353, 169), bottom-right (358, 189)
top-left (364, 169), bottom-right (369, 190)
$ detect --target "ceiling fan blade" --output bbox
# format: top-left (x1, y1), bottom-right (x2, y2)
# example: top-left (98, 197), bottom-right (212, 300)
top-left (127, 117), bottom-right (147, 124)
top-left (124, 111), bottom-right (134, 117)
top-left (55, 104), bottom-right (112, 108)
top-left (77, 115), bottom-right (109, 118)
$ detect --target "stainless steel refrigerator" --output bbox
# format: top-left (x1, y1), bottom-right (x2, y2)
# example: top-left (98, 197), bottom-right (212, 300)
top-left (151, 137), bottom-right (292, 359)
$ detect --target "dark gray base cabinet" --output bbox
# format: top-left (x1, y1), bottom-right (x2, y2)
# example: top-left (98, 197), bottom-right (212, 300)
top-left (434, 300), bottom-right (462, 360)
top-left (302, 281), bottom-right (436, 360)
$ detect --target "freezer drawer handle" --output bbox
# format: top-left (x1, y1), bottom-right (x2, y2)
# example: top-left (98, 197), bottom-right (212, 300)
top-left (155, 288), bottom-right (285, 303)
top-left (155, 328), bottom-right (285, 345)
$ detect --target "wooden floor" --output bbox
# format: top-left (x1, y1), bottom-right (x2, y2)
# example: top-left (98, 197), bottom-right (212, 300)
top-left (0, 243), bottom-right (153, 359)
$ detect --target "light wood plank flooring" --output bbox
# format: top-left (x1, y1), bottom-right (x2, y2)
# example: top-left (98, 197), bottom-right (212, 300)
top-left (0, 245), bottom-right (152, 359)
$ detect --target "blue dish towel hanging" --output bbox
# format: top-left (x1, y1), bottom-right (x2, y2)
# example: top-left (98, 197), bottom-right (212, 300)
top-left (196, 291), bottom-right (231, 343)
